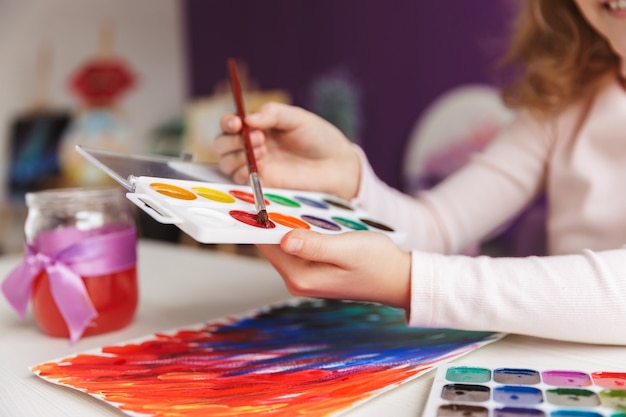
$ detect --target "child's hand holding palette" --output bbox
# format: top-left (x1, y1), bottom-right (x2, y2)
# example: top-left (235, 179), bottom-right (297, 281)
top-left (77, 145), bottom-right (404, 244)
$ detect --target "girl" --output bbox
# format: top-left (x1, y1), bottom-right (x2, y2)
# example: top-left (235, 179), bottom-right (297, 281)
top-left (213, 0), bottom-right (626, 344)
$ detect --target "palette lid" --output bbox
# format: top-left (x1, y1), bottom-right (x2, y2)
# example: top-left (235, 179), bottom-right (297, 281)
top-left (76, 144), bottom-right (232, 191)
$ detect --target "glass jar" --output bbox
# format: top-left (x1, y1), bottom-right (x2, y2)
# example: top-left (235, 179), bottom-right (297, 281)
top-left (24, 186), bottom-right (138, 341)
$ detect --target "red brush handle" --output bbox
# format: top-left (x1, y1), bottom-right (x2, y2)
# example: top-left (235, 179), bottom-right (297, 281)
top-left (228, 58), bottom-right (258, 174)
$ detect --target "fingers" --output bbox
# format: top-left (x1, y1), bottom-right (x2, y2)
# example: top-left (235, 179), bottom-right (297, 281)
top-left (269, 230), bottom-right (410, 309)
top-left (213, 133), bottom-right (243, 157)
top-left (214, 135), bottom-right (246, 175)
top-left (261, 230), bottom-right (379, 302)
top-left (280, 229), bottom-right (361, 266)
top-left (213, 129), bottom-right (265, 155)
top-left (246, 102), bottom-right (310, 132)
top-left (218, 103), bottom-right (305, 135)
top-left (220, 102), bottom-right (307, 132)
top-left (222, 159), bottom-right (249, 184)
top-left (214, 136), bottom-right (269, 184)
top-left (257, 241), bottom-right (337, 300)
top-left (214, 114), bottom-right (268, 182)
top-left (219, 113), bottom-right (242, 133)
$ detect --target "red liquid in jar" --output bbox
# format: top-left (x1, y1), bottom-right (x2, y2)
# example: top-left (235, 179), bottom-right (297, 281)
top-left (31, 266), bottom-right (138, 338)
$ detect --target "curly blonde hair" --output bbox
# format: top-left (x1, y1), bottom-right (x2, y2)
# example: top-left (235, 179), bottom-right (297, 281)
top-left (500, 0), bottom-right (620, 116)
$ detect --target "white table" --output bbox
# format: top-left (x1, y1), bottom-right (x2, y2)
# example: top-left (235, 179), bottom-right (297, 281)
top-left (1, 240), bottom-right (625, 416)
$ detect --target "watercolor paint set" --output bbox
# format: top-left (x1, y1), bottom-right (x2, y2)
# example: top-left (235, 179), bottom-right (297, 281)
top-left (76, 145), bottom-right (405, 244)
top-left (423, 363), bottom-right (626, 417)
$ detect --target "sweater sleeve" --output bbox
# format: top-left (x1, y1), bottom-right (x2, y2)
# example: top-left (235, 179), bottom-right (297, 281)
top-left (352, 111), bottom-right (551, 254)
top-left (408, 247), bottom-right (626, 345)
top-left (351, 111), bottom-right (626, 344)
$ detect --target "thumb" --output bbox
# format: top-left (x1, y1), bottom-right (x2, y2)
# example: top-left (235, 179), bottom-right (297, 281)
top-left (280, 229), bottom-right (338, 263)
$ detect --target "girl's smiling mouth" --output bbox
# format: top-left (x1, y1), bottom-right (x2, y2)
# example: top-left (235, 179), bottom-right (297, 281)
top-left (604, 0), bottom-right (626, 11)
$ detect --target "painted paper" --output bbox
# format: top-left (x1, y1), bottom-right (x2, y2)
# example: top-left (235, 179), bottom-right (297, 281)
top-left (32, 299), bottom-right (504, 417)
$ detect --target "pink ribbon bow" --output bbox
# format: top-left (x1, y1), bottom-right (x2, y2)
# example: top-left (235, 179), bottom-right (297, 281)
top-left (1, 224), bottom-right (136, 344)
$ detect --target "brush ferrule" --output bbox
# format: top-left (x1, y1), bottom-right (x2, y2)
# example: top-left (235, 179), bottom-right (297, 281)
top-left (249, 172), bottom-right (266, 214)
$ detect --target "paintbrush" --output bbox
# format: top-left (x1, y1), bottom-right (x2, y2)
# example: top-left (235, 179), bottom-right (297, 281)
top-left (227, 58), bottom-right (269, 227)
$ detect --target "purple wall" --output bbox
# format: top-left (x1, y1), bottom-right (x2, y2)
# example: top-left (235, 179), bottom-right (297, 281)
top-left (182, 1), bottom-right (515, 190)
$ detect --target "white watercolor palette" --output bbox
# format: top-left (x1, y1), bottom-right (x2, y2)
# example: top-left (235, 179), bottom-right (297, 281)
top-left (76, 145), bottom-right (404, 244)
top-left (128, 177), bottom-right (403, 244)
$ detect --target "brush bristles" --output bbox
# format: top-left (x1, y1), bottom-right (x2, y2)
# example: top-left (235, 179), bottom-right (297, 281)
top-left (257, 210), bottom-right (269, 227)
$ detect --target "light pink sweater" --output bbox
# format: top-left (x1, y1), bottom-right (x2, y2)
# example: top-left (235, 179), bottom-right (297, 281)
top-left (354, 76), bottom-right (626, 345)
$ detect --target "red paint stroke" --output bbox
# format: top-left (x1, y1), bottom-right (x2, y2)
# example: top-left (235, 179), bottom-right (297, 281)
top-left (32, 300), bottom-right (498, 417)
top-left (34, 344), bottom-right (431, 417)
